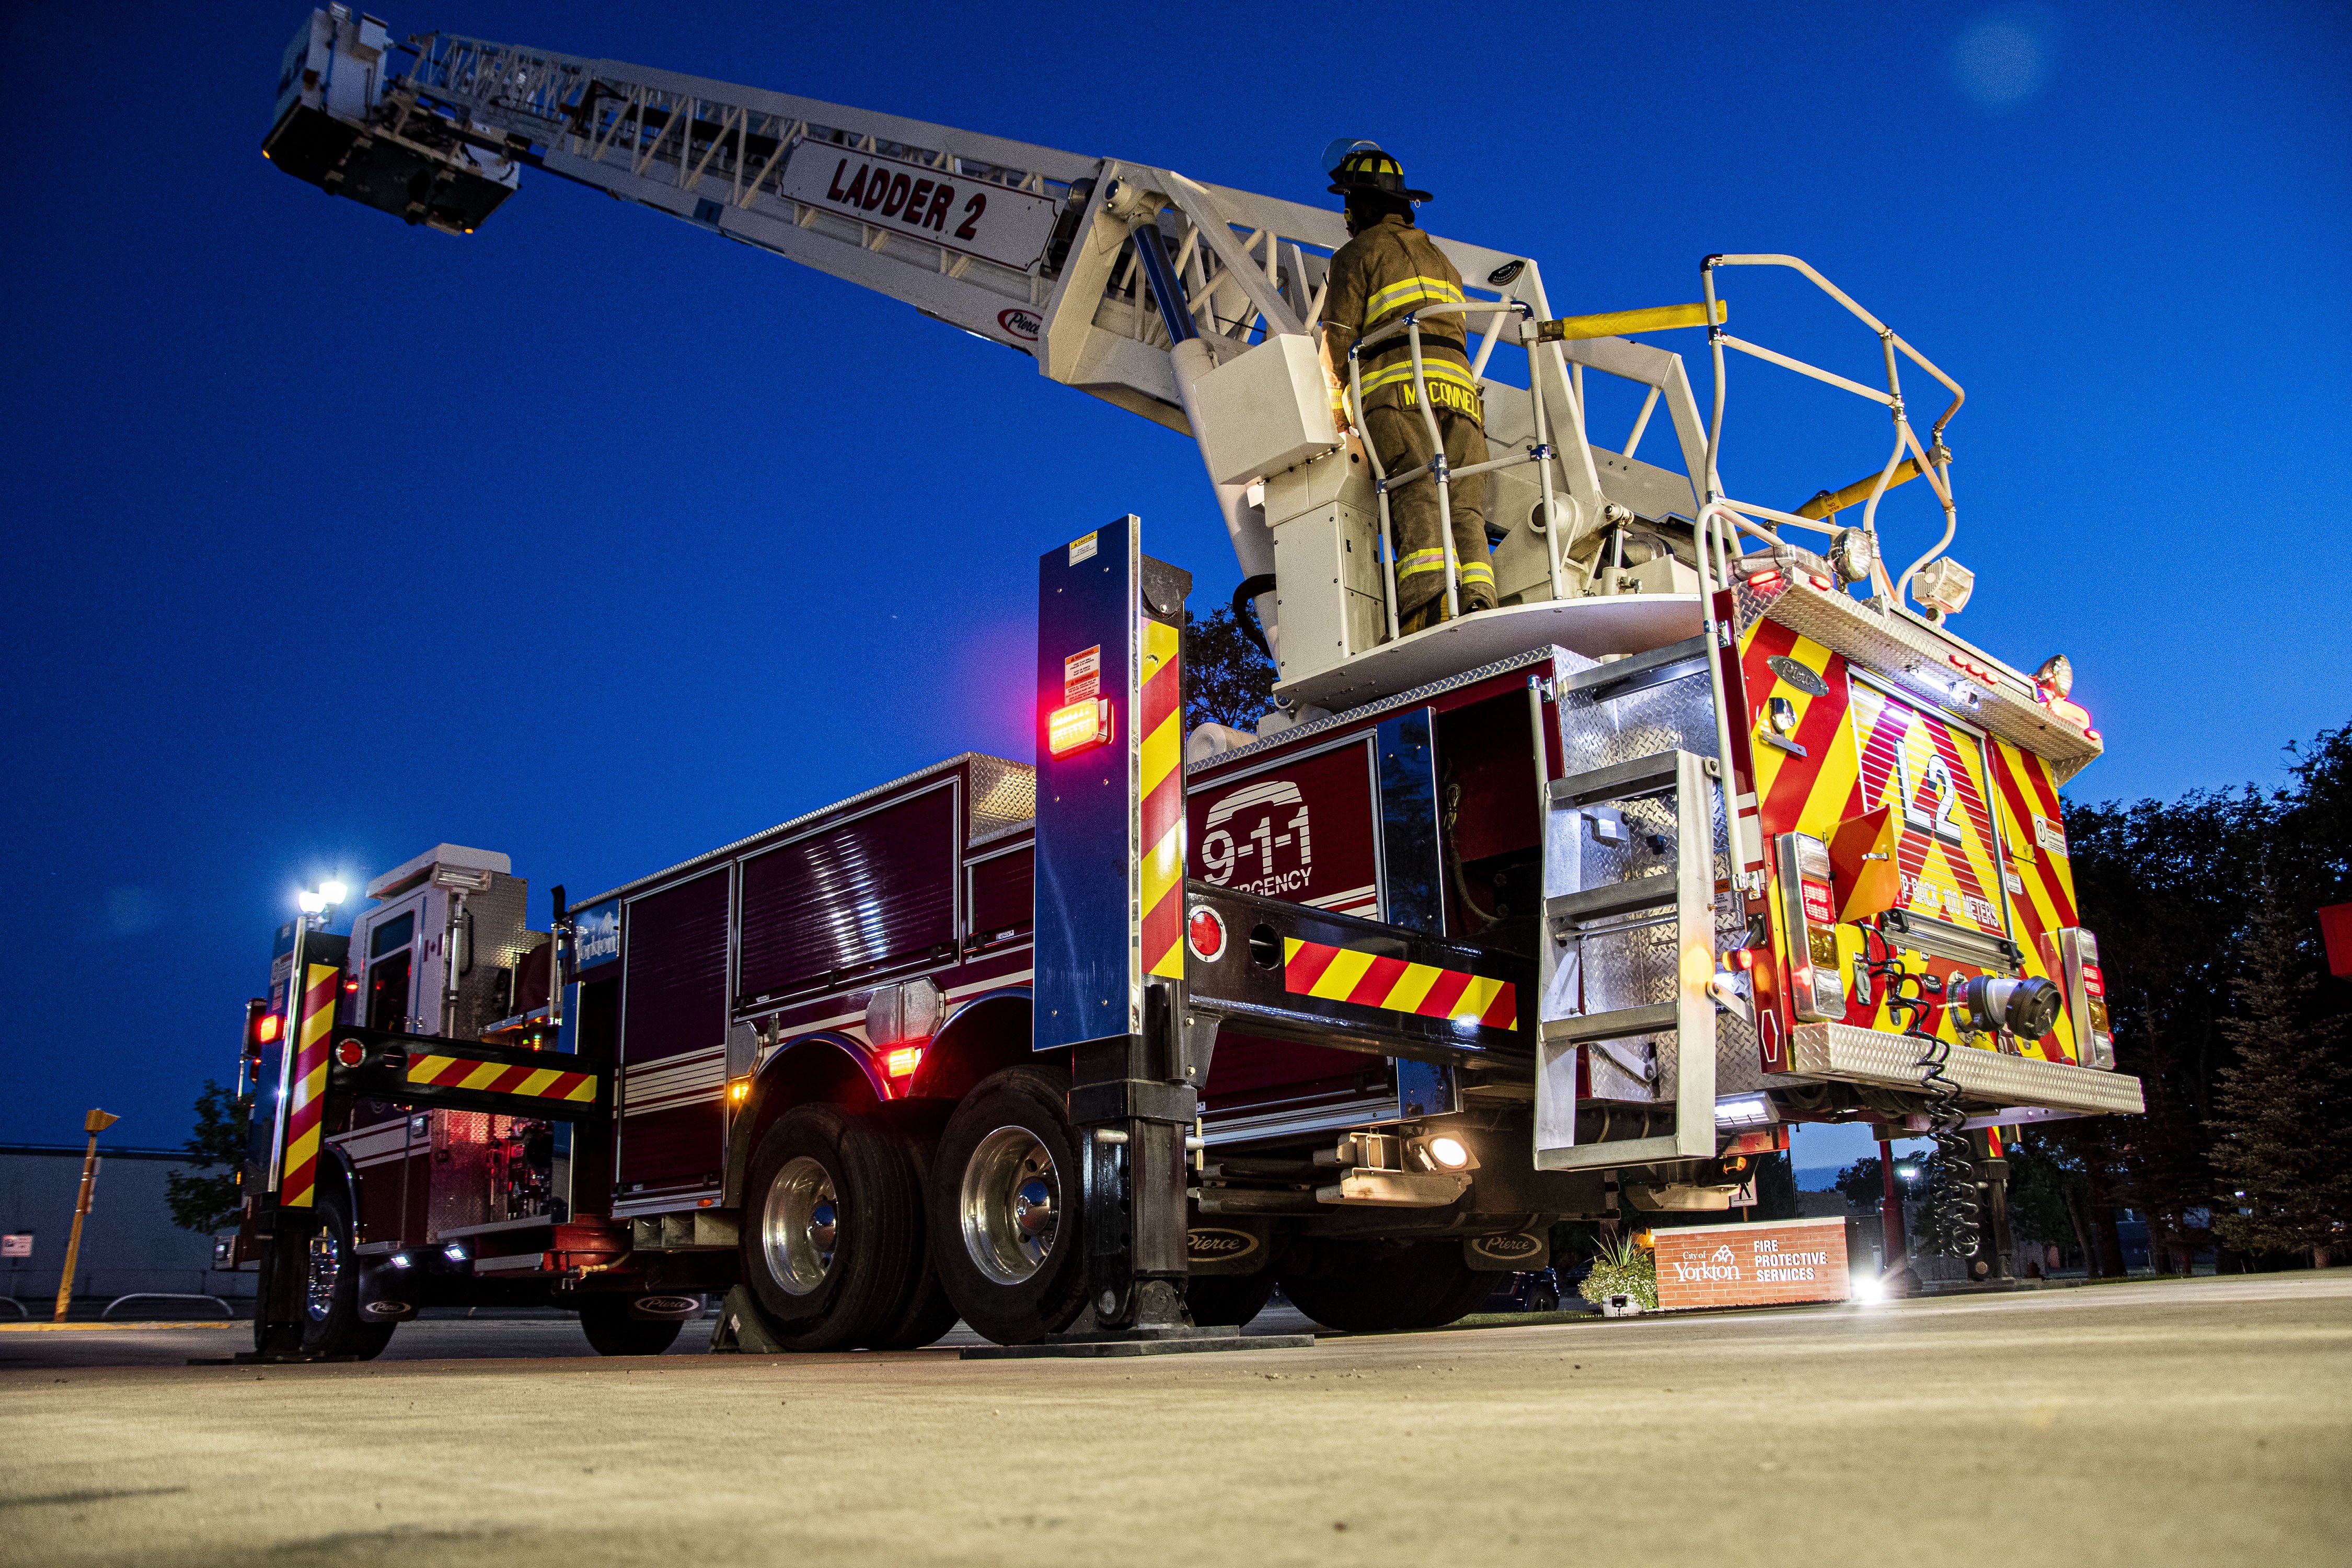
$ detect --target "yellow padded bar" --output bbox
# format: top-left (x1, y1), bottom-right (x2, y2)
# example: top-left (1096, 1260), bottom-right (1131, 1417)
top-left (1796, 455), bottom-right (1928, 520)
top-left (1534, 298), bottom-right (1727, 342)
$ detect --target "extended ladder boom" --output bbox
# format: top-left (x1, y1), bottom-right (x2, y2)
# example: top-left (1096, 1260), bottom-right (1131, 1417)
top-left (269, 8), bottom-right (1725, 657)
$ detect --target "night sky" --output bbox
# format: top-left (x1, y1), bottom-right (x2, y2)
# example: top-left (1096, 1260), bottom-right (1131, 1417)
top-left (3, 1), bottom-right (2344, 1169)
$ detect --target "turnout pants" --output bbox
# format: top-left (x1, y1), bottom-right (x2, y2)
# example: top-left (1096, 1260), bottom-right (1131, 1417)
top-left (1366, 403), bottom-right (1492, 630)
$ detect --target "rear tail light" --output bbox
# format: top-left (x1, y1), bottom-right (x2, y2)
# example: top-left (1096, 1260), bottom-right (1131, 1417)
top-left (1775, 834), bottom-right (1846, 1021)
top-left (2052, 928), bottom-right (2114, 1068)
top-left (884, 1046), bottom-right (923, 1079)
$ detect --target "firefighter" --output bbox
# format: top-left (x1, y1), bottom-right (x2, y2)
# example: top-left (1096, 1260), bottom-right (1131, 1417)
top-left (1317, 142), bottom-right (1492, 633)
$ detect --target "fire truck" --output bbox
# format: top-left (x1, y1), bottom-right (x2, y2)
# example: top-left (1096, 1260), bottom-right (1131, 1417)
top-left (231, 7), bottom-right (2141, 1361)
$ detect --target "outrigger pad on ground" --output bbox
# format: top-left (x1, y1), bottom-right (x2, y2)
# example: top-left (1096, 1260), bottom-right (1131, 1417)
top-left (960, 1324), bottom-right (1315, 1360)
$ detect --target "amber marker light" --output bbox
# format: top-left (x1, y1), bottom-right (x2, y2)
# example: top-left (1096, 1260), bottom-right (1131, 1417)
top-left (884, 1046), bottom-right (923, 1079)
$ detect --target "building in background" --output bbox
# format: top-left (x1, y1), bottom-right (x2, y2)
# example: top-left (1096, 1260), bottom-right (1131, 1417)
top-left (1, 1145), bottom-right (251, 1313)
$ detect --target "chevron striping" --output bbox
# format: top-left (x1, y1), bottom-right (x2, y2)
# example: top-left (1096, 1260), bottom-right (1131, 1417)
top-left (1282, 937), bottom-right (1516, 1030)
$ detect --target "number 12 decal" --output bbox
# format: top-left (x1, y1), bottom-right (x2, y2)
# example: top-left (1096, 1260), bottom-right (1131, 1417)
top-left (1893, 737), bottom-right (1965, 846)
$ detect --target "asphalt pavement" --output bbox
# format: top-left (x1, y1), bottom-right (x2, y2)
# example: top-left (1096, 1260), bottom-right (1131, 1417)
top-left (2, 1273), bottom-right (2345, 1567)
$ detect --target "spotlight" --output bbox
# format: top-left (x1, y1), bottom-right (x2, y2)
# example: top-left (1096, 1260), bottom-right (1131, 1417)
top-left (1425, 1135), bottom-right (1472, 1170)
top-left (1828, 526), bottom-right (1875, 585)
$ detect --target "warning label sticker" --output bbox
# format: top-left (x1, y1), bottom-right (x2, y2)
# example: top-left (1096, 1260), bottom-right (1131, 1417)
top-left (1064, 644), bottom-right (1101, 704)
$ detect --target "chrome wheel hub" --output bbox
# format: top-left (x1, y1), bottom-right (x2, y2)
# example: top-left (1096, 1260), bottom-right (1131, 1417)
top-left (960, 1126), bottom-right (1060, 1286)
top-left (305, 1229), bottom-right (342, 1322)
top-left (760, 1155), bottom-right (839, 1296)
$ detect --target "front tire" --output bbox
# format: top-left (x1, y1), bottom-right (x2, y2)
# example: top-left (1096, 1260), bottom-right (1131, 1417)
top-left (927, 1064), bottom-right (1087, 1345)
top-left (1279, 1239), bottom-right (1492, 1334)
top-left (579, 1297), bottom-right (684, 1356)
top-left (275, 1184), bottom-right (394, 1361)
top-left (739, 1103), bottom-right (928, 1351)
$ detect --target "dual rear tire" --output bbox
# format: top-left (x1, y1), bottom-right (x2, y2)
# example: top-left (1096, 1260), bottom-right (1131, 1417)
top-left (737, 1101), bottom-right (958, 1352)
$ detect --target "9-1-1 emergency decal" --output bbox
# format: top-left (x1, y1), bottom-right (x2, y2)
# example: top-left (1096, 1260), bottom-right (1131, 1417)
top-left (1849, 680), bottom-right (2006, 938)
top-left (778, 143), bottom-right (1059, 273)
top-left (1187, 739), bottom-right (1379, 920)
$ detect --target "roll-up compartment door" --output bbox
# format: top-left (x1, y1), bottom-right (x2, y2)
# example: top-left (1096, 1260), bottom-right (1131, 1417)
top-left (735, 783), bottom-right (959, 1009)
top-left (617, 868), bottom-right (731, 1201)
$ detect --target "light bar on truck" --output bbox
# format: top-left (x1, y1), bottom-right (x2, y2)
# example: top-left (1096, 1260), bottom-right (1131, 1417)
top-left (1045, 697), bottom-right (1114, 757)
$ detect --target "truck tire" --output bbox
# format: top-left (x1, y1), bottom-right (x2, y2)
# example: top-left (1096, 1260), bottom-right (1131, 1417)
top-left (579, 1296), bottom-right (684, 1356)
top-left (740, 1102), bottom-right (928, 1351)
top-left (1278, 1239), bottom-right (1492, 1334)
top-left (283, 1184), bottom-right (396, 1361)
top-left (869, 1103), bottom-right (960, 1351)
top-left (927, 1064), bottom-right (1087, 1345)
top-left (1184, 1270), bottom-right (1276, 1329)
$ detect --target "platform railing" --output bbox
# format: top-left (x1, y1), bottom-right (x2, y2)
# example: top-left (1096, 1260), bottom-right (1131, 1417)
top-left (1344, 298), bottom-right (1562, 637)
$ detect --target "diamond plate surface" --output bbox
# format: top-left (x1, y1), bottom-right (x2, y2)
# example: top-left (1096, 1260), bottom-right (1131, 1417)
top-left (1777, 1024), bottom-right (2145, 1115)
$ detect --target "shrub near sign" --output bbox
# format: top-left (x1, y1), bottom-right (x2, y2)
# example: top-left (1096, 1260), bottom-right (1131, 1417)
top-left (1651, 1217), bottom-right (1850, 1311)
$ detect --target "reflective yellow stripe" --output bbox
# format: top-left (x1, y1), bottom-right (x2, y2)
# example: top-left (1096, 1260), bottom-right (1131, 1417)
top-left (1459, 561), bottom-right (1494, 583)
top-left (1366, 275), bottom-right (1466, 321)
top-left (1361, 359), bottom-right (1480, 395)
top-left (1398, 549), bottom-right (1447, 579)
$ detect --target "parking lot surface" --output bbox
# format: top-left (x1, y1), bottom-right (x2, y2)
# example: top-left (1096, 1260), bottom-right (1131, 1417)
top-left (3, 1273), bottom-right (2346, 1567)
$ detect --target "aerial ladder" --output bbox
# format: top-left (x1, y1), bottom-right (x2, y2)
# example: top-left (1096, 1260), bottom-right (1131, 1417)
top-left (256, 7), bottom-right (2137, 1351)
top-left (263, 6), bottom-right (1739, 694)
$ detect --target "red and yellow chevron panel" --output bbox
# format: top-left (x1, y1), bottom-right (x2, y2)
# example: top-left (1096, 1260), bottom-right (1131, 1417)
top-left (1139, 615), bottom-right (1185, 979)
top-left (1283, 937), bottom-right (1517, 1030)
top-left (279, 962), bottom-right (340, 1209)
top-left (1738, 617), bottom-right (2068, 1058)
top-left (406, 1051), bottom-right (599, 1104)
top-left (1987, 735), bottom-right (2082, 1063)
top-left (1848, 681), bottom-right (2007, 938)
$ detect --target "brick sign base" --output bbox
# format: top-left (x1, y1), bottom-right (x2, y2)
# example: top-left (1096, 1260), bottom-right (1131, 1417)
top-left (1652, 1216), bottom-right (1850, 1311)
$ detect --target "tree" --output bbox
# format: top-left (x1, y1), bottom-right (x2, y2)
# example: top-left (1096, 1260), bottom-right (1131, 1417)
top-left (1184, 604), bottom-right (1276, 733)
top-left (2006, 1132), bottom-right (2091, 1271)
top-left (2067, 783), bottom-right (2276, 1253)
top-left (2209, 880), bottom-right (2352, 1266)
top-left (164, 1079), bottom-right (248, 1235)
top-left (1834, 1155), bottom-right (1886, 1212)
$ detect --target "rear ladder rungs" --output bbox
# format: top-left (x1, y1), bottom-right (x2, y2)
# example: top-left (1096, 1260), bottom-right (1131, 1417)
top-left (1538, 1003), bottom-right (1680, 1046)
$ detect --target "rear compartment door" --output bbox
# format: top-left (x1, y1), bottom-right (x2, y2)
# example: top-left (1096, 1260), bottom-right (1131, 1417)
top-left (1848, 677), bottom-right (2009, 942)
top-left (615, 867), bottom-right (732, 1208)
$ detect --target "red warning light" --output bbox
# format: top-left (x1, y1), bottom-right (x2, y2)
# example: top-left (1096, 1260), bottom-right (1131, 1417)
top-left (334, 1038), bottom-right (365, 1068)
top-left (256, 1013), bottom-right (283, 1044)
top-left (1046, 697), bottom-right (1114, 758)
top-left (1186, 906), bottom-right (1227, 962)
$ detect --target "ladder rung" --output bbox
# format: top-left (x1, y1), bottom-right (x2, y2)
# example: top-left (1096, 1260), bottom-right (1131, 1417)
top-left (1546, 872), bottom-right (1678, 926)
top-left (1550, 752), bottom-right (1678, 811)
top-left (1539, 1003), bottom-right (1679, 1045)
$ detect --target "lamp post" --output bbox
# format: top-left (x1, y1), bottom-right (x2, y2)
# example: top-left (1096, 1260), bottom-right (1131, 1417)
top-left (51, 1109), bottom-right (121, 1322)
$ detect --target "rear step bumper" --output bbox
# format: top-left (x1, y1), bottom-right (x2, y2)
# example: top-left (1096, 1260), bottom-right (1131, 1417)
top-left (1777, 1023), bottom-right (2144, 1117)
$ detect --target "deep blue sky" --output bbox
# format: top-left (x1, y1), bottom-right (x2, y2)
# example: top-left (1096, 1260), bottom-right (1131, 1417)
top-left (3, 1), bottom-right (2345, 1157)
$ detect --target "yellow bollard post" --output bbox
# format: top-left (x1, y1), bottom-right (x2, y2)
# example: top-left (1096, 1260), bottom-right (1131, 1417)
top-left (51, 1109), bottom-right (120, 1323)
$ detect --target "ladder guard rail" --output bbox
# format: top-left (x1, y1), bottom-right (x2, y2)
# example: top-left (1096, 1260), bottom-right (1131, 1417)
top-left (102, 1293), bottom-right (234, 1320)
top-left (1695, 254), bottom-right (1967, 610)
top-left (1344, 298), bottom-right (1563, 635)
